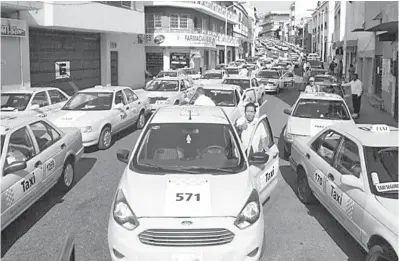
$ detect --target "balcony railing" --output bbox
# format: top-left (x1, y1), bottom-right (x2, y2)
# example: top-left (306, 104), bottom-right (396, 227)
top-left (96, 1), bottom-right (144, 11)
top-left (174, 1), bottom-right (238, 21)
top-left (145, 27), bottom-right (239, 45)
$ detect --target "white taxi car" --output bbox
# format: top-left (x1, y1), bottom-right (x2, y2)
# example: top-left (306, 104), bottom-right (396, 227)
top-left (187, 84), bottom-right (260, 122)
top-left (290, 124), bottom-right (398, 261)
top-left (47, 86), bottom-right (151, 150)
top-left (256, 70), bottom-right (283, 94)
top-left (1, 116), bottom-right (83, 230)
top-left (1, 87), bottom-right (70, 117)
top-left (283, 92), bottom-right (355, 158)
top-left (143, 77), bottom-right (195, 112)
top-left (222, 75), bottom-right (265, 105)
top-left (108, 106), bottom-right (280, 261)
top-left (194, 69), bottom-right (228, 85)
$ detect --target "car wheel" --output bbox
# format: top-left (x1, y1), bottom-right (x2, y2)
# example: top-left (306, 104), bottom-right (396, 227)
top-left (58, 158), bottom-right (75, 192)
top-left (366, 244), bottom-right (398, 261)
top-left (136, 111), bottom-right (146, 129)
top-left (297, 168), bottom-right (317, 204)
top-left (98, 126), bottom-right (112, 150)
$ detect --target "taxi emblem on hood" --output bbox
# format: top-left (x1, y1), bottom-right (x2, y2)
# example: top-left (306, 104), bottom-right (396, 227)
top-left (181, 220), bottom-right (193, 226)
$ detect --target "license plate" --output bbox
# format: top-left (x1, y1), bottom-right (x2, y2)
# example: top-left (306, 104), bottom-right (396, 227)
top-left (171, 254), bottom-right (203, 261)
top-left (156, 100), bottom-right (166, 105)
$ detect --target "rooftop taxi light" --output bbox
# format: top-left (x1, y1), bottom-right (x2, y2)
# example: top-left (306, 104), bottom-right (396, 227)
top-left (180, 107), bottom-right (200, 117)
top-left (371, 124), bottom-right (390, 133)
top-left (94, 85), bottom-right (104, 88)
top-left (314, 92), bottom-right (326, 96)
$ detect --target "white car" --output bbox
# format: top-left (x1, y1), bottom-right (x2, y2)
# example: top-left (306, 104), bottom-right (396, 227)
top-left (283, 92), bottom-right (355, 158)
top-left (108, 106), bottom-right (279, 261)
top-left (222, 75), bottom-right (265, 105)
top-left (256, 70), bottom-right (283, 94)
top-left (47, 86), bottom-right (151, 150)
top-left (143, 77), bottom-right (195, 112)
top-left (1, 87), bottom-right (70, 117)
top-left (194, 70), bottom-right (228, 85)
top-left (187, 84), bottom-right (260, 122)
top-left (290, 123), bottom-right (398, 261)
top-left (181, 68), bottom-right (202, 80)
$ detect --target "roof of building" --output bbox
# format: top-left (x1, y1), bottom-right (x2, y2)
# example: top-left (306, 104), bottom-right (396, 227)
top-left (151, 106), bottom-right (230, 125)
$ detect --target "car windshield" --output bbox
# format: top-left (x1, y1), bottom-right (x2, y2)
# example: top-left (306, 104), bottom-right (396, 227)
top-left (222, 79), bottom-right (250, 90)
top-left (144, 80), bottom-right (179, 92)
top-left (315, 76), bottom-right (332, 83)
top-left (0, 135), bottom-right (5, 158)
top-left (190, 89), bottom-right (237, 107)
top-left (257, 71), bottom-right (279, 79)
top-left (1, 93), bottom-right (32, 111)
top-left (226, 68), bottom-right (239, 74)
top-left (157, 71), bottom-right (177, 77)
top-left (293, 99), bottom-right (351, 120)
top-left (309, 60), bottom-right (323, 68)
top-left (202, 73), bottom-right (223, 79)
top-left (131, 123), bottom-right (245, 174)
top-left (62, 92), bottom-right (113, 111)
top-left (364, 146), bottom-right (398, 198)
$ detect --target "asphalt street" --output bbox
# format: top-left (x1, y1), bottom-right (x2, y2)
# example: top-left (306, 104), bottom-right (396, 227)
top-left (1, 84), bottom-right (366, 261)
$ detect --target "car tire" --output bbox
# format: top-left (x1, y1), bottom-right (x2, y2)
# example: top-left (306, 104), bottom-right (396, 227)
top-left (366, 244), bottom-right (398, 261)
top-left (98, 126), bottom-right (112, 150)
top-left (297, 168), bottom-right (317, 204)
top-left (57, 158), bottom-right (75, 192)
top-left (136, 111), bottom-right (146, 129)
top-left (283, 144), bottom-right (290, 160)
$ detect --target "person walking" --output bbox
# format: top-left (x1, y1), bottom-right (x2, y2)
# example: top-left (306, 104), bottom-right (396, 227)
top-left (329, 60), bottom-right (336, 76)
top-left (341, 73), bottom-right (363, 118)
top-left (338, 60), bottom-right (343, 80)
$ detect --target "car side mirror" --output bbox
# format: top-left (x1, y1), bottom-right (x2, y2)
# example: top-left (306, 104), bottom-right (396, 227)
top-left (116, 149), bottom-right (130, 164)
top-left (248, 152), bottom-right (269, 165)
top-left (31, 104), bottom-right (40, 110)
top-left (341, 175), bottom-right (363, 190)
top-left (4, 161), bottom-right (27, 175)
top-left (283, 108), bottom-right (292, 115)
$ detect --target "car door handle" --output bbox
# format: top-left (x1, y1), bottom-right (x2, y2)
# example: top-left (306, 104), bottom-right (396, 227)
top-left (306, 153), bottom-right (310, 159)
top-left (35, 161), bottom-right (42, 168)
top-left (273, 153), bottom-right (278, 159)
top-left (328, 173), bottom-right (335, 181)
top-left (61, 143), bottom-right (66, 149)
top-left (126, 107), bottom-right (129, 110)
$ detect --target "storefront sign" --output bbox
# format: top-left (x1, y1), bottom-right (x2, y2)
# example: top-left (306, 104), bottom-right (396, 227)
top-left (55, 61), bottom-right (70, 79)
top-left (1, 18), bottom-right (26, 37)
top-left (170, 53), bottom-right (188, 66)
top-left (145, 33), bottom-right (216, 48)
top-left (110, 41), bottom-right (117, 49)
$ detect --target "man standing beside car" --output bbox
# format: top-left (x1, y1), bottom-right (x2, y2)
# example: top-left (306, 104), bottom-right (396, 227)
top-left (341, 73), bottom-right (363, 118)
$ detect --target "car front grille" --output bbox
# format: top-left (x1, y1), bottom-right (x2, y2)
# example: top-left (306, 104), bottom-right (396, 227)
top-left (138, 228), bottom-right (235, 247)
top-left (149, 97), bottom-right (168, 104)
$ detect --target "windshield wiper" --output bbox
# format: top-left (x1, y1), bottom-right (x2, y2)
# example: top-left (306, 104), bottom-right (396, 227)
top-left (137, 163), bottom-right (198, 174)
top-left (181, 166), bottom-right (237, 173)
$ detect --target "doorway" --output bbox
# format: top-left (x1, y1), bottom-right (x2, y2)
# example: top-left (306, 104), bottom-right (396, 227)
top-left (110, 51), bottom-right (118, 86)
top-left (374, 55), bottom-right (383, 97)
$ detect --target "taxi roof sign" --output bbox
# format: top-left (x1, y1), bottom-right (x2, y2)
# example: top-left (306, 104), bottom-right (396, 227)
top-left (180, 107), bottom-right (199, 117)
top-left (315, 92), bottom-right (326, 96)
top-left (371, 124), bottom-right (390, 133)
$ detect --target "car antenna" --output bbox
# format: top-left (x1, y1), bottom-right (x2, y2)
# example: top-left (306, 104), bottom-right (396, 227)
top-left (188, 109), bottom-right (192, 120)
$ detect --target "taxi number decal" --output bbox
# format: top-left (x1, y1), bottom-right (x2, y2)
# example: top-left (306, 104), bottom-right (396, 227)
top-left (314, 171), bottom-right (326, 192)
top-left (21, 174), bottom-right (36, 193)
top-left (176, 193), bottom-right (200, 202)
top-left (46, 159), bottom-right (55, 174)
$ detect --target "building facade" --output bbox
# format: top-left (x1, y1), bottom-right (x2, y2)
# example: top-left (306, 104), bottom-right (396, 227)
top-left (311, 0), bottom-right (334, 62)
top-left (303, 20), bottom-right (313, 53)
top-left (288, 2), bottom-right (295, 43)
top-left (1, 1), bottom-right (146, 93)
top-left (144, 1), bottom-right (239, 75)
top-left (260, 11), bottom-right (290, 38)
top-left (233, 3), bottom-right (250, 60)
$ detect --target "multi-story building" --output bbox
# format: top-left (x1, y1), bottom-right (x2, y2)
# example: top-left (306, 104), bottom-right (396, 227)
top-left (1, 1), bottom-right (145, 93)
top-left (288, 2), bottom-right (295, 43)
top-left (289, 1), bottom-right (313, 46)
top-left (233, 2), bottom-right (250, 60)
top-left (243, 3), bottom-right (257, 58)
top-left (303, 19), bottom-right (313, 53)
top-left (311, 0), bottom-right (334, 62)
top-left (144, 1), bottom-right (240, 75)
top-left (260, 11), bottom-right (290, 38)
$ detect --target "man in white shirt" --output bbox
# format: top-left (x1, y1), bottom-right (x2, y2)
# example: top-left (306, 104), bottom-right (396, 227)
top-left (235, 103), bottom-right (268, 153)
top-left (193, 87), bottom-right (216, 106)
top-left (341, 73), bottom-right (363, 118)
top-left (304, 77), bottom-right (321, 93)
top-left (239, 65), bottom-right (249, 76)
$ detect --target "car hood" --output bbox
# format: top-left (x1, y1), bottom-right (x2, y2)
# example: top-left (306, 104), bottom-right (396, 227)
top-left (194, 79), bottom-right (224, 85)
top-left (47, 110), bottom-right (107, 127)
top-left (1, 110), bottom-right (38, 117)
top-left (287, 117), bottom-right (352, 136)
top-left (144, 91), bottom-right (177, 99)
top-left (120, 170), bottom-right (252, 217)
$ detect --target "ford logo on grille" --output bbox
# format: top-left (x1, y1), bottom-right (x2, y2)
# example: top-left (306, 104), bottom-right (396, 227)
top-left (181, 220), bottom-right (193, 226)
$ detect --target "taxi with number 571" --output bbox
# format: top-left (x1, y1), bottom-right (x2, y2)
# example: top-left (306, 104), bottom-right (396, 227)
top-left (290, 123), bottom-right (398, 261)
top-left (1, 116), bottom-right (83, 230)
top-left (108, 106), bottom-right (280, 261)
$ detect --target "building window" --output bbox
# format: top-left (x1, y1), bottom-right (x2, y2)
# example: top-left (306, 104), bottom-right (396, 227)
top-left (154, 14), bottom-right (162, 28)
top-left (170, 14), bottom-right (179, 28)
top-left (180, 15), bottom-right (189, 28)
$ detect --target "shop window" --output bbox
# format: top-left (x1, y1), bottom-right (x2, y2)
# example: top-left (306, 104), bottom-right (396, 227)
top-left (154, 14), bottom-right (162, 28)
top-left (170, 14), bottom-right (179, 28)
top-left (180, 15), bottom-right (189, 29)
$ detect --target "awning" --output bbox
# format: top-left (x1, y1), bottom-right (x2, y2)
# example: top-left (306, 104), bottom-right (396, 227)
top-left (366, 21), bottom-right (398, 34)
top-left (336, 39), bottom-right (358, 48)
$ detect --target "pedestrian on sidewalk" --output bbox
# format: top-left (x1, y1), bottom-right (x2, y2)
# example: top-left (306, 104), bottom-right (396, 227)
top-left (348, 64), bottom-right (356, 81)
top-left (338, 60), bottom-right (343, 80)
top-left (341, 73), bottom-right (363, 118)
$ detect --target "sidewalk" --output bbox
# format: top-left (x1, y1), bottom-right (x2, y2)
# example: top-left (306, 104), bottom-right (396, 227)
top-left (354, 95), bottom-right (398, 127)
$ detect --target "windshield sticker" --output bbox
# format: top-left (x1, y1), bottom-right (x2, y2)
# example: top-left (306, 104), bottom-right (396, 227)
top-left (186, 134), bottom-right (191, 144)
top-left (97, 94), bottom-right (111, 97)
top-left (375, 182), bottom-right (399, 192)
top-left (151, 125), bottom-right (160, 130)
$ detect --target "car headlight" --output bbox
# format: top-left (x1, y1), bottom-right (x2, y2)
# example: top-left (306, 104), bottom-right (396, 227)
top-left (234, 190), bottom-right (260, 229)
top-left (80, 126), bottom-right (92, 133)
top-left (113, 189), bottom-right (139, 231)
